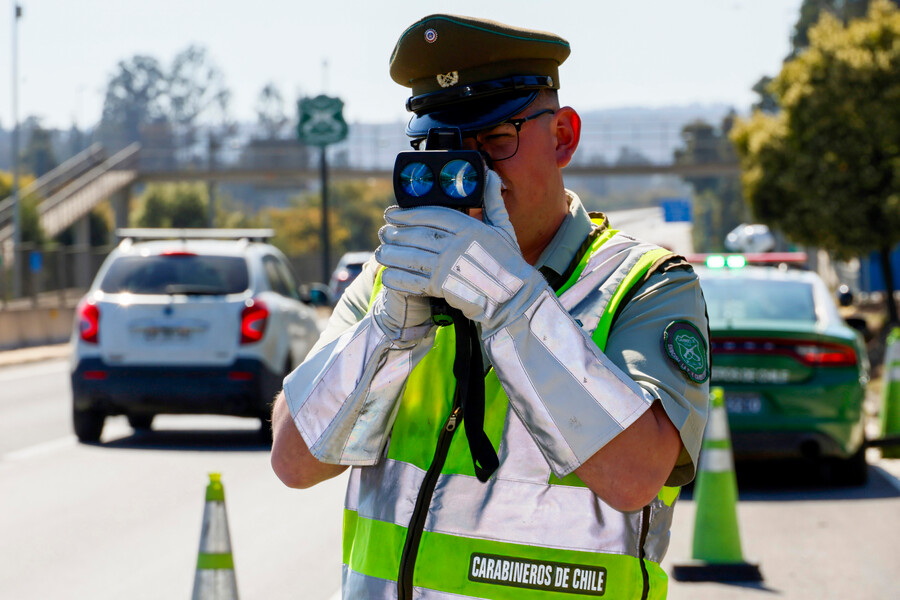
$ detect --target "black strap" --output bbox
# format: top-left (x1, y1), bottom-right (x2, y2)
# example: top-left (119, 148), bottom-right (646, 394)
top-left (447, 307), bottom-right (499, 483)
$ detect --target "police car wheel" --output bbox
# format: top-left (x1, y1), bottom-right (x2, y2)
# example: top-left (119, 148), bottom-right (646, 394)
top-left (73, 406), bottom-right (106, 443)
top-left (829, 446), bottom-right (868, 487)
top-left (127, 414), bottom-right (154, 431)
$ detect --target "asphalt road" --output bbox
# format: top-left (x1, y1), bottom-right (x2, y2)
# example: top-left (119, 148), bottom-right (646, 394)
top-left (2, 357), bottom-right (899, 599)
top-left (0, 358), bottom-right (347, 600)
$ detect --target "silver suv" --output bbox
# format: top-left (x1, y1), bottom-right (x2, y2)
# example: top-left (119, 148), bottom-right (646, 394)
top-left (70, 229), bottom-right (327, 442)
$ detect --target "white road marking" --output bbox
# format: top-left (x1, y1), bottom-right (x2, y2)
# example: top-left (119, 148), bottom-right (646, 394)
top-left (0, 359), bottom-right (69, 383)
top-left (2, 421), bottom-right (134, 462)
top-left (4, 435), bottom-right (77, 461)
top-left (326, 589), bottom-right (342, 600)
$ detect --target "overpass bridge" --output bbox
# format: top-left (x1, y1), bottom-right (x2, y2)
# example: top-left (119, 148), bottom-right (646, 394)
top-left (0, 142), bottom-right (737, 246)
top-left (0, 142), bottom-right (737, 296)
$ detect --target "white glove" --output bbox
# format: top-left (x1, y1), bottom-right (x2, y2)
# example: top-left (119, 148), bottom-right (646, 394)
top-left (376, 171), bottom-right (548, 338)
top-left (370, 286), bottom-right (433, 346)
top-left (378, 171), bottom-right (658, 478)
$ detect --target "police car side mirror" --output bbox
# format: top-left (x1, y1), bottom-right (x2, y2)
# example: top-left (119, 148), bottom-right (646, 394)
top-left (299, 283), bottom-right (333, 307)
top-left (837, 284), bottom-right (854, 307)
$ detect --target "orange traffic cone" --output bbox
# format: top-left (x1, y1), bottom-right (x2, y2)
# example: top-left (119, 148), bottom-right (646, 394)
top-left (191, 473), bottom-right (239, 599)
top-left (672, 388), bottom-right (763, 582)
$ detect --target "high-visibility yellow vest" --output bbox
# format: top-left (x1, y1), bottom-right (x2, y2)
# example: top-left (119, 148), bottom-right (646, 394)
top-left (343, 221), bottom-right (679, 599)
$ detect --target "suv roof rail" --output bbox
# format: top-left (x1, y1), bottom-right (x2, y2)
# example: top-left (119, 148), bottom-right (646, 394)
top-left (116, 228), bottom-right (276, 242)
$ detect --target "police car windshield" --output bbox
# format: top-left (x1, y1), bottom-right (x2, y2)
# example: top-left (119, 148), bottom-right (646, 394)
top-left (100, 255), bottom-right (249, 295)
top-left (701, 278), bottom-right (816, 323)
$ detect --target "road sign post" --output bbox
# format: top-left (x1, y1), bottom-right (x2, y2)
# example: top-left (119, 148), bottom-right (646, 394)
top-left (11, 4), bottom-right (23, 299)
top-left (298, 95), bottom-right (348, 284)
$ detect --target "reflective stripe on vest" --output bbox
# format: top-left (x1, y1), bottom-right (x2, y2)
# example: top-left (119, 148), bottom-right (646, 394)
top-left (345, 223), bottom-right (677, 599)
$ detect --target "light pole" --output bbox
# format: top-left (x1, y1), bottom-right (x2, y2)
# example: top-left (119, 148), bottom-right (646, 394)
top-left (10, 3), bottom-right (23, 299)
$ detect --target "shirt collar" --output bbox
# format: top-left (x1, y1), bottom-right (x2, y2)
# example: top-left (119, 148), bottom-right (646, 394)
top-left (534, 189), bottom-right (593, 279)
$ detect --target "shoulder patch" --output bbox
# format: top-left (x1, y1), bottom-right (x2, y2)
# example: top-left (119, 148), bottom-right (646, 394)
top-left (662, 320), bottom-right (709, 384)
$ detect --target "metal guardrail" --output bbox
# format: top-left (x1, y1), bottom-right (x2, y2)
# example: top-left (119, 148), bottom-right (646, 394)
top-left (21, 143), bottom-right (108, 199)
top-left (38, 143), bottom-right (140, 218)
top-left (0, 143), bottom-right (107, 227)
top-left (0, 144), bottom-right (139, 244)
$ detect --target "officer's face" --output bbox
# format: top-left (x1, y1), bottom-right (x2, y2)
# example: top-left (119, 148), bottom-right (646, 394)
top-left (464, 103), bottom-right (578, 264)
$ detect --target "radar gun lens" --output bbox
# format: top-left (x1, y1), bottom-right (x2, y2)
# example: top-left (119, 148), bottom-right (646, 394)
top-left (439, 160), bottom-right (478, 199)
top-left (398, 162), bottom-right (435, 197)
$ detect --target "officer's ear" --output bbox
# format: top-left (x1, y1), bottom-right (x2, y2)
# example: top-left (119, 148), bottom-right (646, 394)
top-left (553, 107), bottom-right (581, 168)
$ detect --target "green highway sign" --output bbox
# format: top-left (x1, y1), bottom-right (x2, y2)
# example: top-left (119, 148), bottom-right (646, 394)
top-left (298, 95), bottom-right (348, 147)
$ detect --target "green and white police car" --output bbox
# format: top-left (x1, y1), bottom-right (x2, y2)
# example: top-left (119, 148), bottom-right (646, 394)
top-left (694, 253), bottom-right (870, 485)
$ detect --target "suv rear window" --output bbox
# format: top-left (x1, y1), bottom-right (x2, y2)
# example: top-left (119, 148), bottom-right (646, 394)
top-left (702, 278), bottom-right (816, 322)
top-left (100, 254), bottom-right (249, 295)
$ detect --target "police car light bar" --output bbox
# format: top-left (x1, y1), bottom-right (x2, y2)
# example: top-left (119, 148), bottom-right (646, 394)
top-left (116, 228), bottom-right (276, 242)
top-left (687, 252), bottom-right (808, 268)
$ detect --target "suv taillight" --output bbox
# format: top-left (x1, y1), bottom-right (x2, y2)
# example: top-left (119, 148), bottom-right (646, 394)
top-left (240, 298), bottom-right (269, 344)
top-left (77, 299), bottom-right (100, 344)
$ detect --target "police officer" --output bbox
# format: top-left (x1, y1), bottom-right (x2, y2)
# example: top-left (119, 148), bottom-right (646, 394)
top-left (271, 14), bottom-right (709, 600)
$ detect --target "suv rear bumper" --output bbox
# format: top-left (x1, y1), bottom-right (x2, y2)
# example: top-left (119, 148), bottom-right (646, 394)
top-left (71, 357), bottom-right (283, 417)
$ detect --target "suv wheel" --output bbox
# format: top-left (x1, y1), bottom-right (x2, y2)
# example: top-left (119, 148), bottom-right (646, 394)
top-left (127, 414), bottom-right (155, 431)
top-left (73, 406), bottom-right (106, 443)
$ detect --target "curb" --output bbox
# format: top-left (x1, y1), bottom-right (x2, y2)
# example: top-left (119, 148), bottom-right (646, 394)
top-left (0, 344), bottom-right (71, 368)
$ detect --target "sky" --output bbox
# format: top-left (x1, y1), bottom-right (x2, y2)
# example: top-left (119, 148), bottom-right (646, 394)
top-left (0, 0), bottom-right (803, 131)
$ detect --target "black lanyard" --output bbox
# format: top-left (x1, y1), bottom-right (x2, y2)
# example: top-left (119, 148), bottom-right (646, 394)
top-left (446, 306), bottom-right (499, 482)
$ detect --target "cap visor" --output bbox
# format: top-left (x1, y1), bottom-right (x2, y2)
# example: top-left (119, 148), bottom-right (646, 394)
top-left (406, 91), bottom-right (538, 138)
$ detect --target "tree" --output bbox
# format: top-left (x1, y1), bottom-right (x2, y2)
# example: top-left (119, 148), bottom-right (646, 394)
top-left (751, 76), bottom-right (779, 114)
top-left (97, 55), bottom-right (168, 148)
top-left (132, 183), bottom-right (208, 228)
top-left (66, 123), bottom-right (89, 159)
top-left (267, 180), bottom-right (393, 264)
top-left (613, 146), bottom-right (652, 166)
top-left (168, 185), bottom-right (207, 227)
top-left (674, 114), bottom-right (748, 252)
top-left (255, 83), bottom-right (289, 139)
top-left (731, 0), bottom-right (900, 324)
top-left (0, 171), bottom-right (42, 244)
top-left (21, 118), bottom-right (58, 177)
top-left (752, 1), bottom-right (900, 124)
top-left (96, 46), bottom-right (233, 153)
top-left (167, 45), bottom-right (232, 148)
top-left (790, 0), bottom-right (900, 56)
top-left (55, 208), bottom-right (112, 247)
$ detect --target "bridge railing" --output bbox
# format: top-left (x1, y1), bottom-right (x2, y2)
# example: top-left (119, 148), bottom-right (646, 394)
top-left (0, 143), bottom-right (108, 228)
top-left (37, 143), bottom-right (140, 221)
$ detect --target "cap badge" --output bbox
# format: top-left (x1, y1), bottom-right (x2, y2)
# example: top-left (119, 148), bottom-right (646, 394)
top-left (436, 71), bottom-right (459, 88)
top-left (424, 28), bottom-right (438, 43)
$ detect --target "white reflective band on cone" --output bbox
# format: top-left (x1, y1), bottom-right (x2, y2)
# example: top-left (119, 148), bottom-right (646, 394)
top-left (885, 341), bottom-right (900, 365)
top-left (705, 406), bottom-right (730, 442)
top-left (192, 571), bottom-right (239, 600)
top-left (699, 448), bottom-right (734, 473)
top-left (198, 502), bottom-right (232, 553)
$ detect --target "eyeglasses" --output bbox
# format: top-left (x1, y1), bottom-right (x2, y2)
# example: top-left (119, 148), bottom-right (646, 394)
top-left (410, 109), bottom-right (555, 162)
